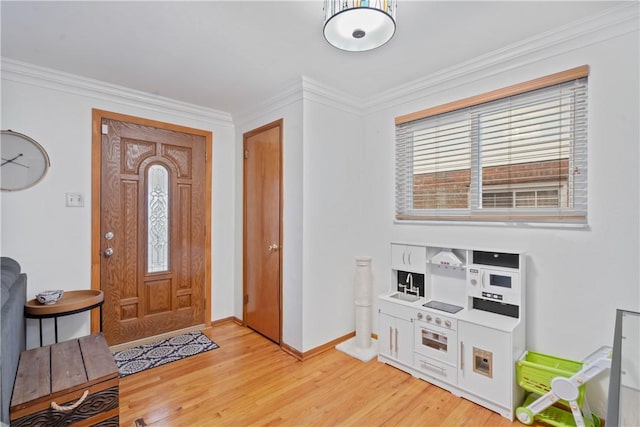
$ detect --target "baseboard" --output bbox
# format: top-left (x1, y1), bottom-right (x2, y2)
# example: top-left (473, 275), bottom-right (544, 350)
top-left (209, 316), bottom-right (242, 327)
top-left (281, 331), bottom-right (379, 361)
top-left (301, 332), bottom-right (356, 360)
top-left (208, 320), bottom-right (378, 362)
top-left (280, 342), bottom-right (303, 360)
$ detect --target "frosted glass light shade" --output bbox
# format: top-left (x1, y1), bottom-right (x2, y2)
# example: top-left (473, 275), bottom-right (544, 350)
top-left (323, 1), bottom-right (396, 52)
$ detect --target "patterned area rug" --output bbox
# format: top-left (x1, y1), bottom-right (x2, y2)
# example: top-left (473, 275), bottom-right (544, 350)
top-left (113, 331), bottom-right (219, 377)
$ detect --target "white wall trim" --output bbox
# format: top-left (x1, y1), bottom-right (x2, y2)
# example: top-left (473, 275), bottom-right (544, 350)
top-left (232, 78), bottom-right (304, 125)
top-left (300, 77), bottom-right (361, 116)
top-left (363, 3), bottom-right (639, 112)
top-left (234, 76), bottom-right (362, 125)
top-left (1, 57), bottom-right (234, 127)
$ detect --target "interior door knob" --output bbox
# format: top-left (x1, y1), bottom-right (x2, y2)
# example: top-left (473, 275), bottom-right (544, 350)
top-left (268, 244), bottom-right (279, 252)
top-left (104, 247), bottom-right (114, 257)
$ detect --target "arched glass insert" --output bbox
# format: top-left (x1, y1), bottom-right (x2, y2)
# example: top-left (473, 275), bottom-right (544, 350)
top-left (147, 164), bottom-right (169, 273)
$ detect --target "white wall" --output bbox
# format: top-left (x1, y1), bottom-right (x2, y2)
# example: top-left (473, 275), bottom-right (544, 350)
top-left (301, 96), bottom-right (363, 351)
top-left (0, 60), bottom-right (236, 349)
top-left (359, 10), bottom-right (639, 416)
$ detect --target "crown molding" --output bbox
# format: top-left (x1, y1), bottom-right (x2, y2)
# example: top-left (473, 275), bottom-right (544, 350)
top-left (232, 78), bottom-right (304, 125)
top-left (363, 3), bottom-right (639, 113)
top-left (300, 77), bottom-right (362, 116)
top-left (0, 57), bottom-right (234, 127)
top-left (234, 76), bottom-right (362, 125)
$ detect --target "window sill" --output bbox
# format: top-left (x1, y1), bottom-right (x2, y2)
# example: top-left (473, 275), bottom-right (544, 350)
top-left (394, 216), bottom-right (589, 230)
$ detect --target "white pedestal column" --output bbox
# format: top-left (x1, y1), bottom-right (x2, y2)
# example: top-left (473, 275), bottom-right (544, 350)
top-left (335, 257), bottom-right (378, 362)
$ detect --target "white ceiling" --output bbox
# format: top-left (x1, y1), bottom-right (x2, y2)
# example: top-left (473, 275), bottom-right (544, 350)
top-left (1, 1), bottom-right (624, 116)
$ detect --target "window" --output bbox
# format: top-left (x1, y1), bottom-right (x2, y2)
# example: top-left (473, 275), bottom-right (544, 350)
top-left (482, 182), bottom-right (565, 208)
top-left (395, 66), bottom-right (588, 223)
top-left (147, 164), bottom-right (169, 273)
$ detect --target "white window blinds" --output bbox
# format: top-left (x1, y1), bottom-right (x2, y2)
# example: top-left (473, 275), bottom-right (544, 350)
top-left (395, 67), bottom-right (588, 223)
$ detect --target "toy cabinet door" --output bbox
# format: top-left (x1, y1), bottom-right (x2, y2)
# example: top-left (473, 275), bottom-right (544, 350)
top-left (458, 321), bottom-right (511, 407)
top-left (391, 244), bottom-right (426, 274)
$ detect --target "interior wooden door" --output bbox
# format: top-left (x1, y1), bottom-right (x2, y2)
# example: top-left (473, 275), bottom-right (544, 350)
top-left (243, 120), bottom-right (282, 344)
top-left (96, 112), bottom-right (209, 346)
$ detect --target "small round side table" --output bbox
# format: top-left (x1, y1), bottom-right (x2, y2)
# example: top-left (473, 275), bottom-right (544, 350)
top-left (24, 290), bottom-right (104, 346)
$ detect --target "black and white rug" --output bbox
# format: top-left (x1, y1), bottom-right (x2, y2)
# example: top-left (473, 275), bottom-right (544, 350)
top-left (113, 331), bottom-right (219, 377)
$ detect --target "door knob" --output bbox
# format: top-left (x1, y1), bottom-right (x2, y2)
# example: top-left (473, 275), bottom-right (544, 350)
top-left (268, 244), bottom-right (279, 252)
top-left (104, 247), bottom-right (114, 257)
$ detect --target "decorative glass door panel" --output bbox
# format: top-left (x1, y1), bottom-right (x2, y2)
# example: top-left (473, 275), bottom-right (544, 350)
top-left (147, 164), bottom-right (169, 273)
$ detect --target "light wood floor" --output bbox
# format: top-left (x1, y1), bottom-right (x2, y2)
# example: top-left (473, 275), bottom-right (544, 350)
top-left (119, 321), bottom-right (547, 427)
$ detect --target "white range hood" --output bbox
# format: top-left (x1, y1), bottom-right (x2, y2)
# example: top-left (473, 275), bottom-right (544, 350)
top-left (429, 249), bottom-right (464, 267)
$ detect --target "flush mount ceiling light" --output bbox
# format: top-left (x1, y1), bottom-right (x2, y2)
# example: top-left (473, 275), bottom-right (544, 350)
top-left (323, 0), bottom-right (397, 52)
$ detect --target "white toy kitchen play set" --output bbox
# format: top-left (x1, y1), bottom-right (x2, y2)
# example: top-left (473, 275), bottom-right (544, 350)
top-left (378, 243), bottom-right (526, 420)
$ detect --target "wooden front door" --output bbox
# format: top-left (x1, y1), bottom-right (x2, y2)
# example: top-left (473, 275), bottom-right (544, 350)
top-left (243, 120), bottom-right (282, 344)
top-left (92, 110), bottom-right (211, 346)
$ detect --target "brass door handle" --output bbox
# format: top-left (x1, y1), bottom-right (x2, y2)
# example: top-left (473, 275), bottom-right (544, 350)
top-left (268, 244), bottom-right (279, 252)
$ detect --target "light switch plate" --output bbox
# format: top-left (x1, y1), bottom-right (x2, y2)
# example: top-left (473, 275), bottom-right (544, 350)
top-left (66, 192), bottom-right (84, 207)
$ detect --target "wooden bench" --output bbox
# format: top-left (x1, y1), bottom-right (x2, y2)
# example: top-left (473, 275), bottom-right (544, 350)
top-left (10, 334), bottom-right (119, 426)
